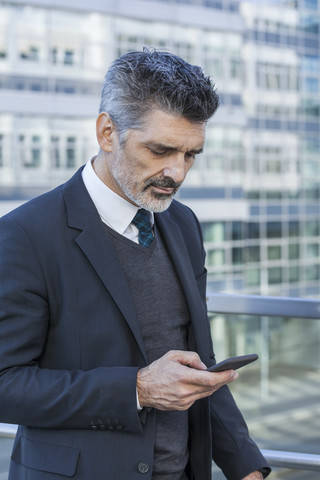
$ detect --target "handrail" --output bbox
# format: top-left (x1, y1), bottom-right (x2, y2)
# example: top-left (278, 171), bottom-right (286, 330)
top-left (207, 292), bottom-right (320, 319)
top-left (0, 423), bottom-right (16, 437)
top-left (261, 449), bottom-right (320, 471)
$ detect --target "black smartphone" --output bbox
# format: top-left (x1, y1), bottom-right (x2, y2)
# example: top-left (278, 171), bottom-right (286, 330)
top-left (207, 353), bottom-right (258, 372)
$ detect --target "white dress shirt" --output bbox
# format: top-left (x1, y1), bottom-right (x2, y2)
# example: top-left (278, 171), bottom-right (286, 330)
top-left (81, 157), bottom-right (154, 244)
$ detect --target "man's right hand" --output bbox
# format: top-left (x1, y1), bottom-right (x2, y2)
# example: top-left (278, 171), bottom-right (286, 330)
top-left (136, 350), bottom-right (238, 411)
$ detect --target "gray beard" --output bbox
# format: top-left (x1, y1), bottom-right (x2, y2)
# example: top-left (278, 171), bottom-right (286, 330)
top-left (111, 153), bottom-right (178, 212)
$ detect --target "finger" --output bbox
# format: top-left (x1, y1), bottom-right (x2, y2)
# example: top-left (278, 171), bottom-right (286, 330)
top-left (185, 354), bottom-right (207, 371)
top-left (166, 350), bottom-right (207, 370)
top-left (186, 368), bottom-right (239, 388)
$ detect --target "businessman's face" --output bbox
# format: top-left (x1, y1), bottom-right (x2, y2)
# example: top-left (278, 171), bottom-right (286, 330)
top-left (98, 109), bottom-right (206, 212)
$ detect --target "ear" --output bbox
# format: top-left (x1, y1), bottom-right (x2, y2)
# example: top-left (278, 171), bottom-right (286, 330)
top-left (96, 112), bottom-right (117, 152)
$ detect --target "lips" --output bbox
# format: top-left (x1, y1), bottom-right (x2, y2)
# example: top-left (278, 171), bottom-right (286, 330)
top-left (144, 177), bottom-right (182, 194)
top-left (152, 185), bottom-right (174, 194)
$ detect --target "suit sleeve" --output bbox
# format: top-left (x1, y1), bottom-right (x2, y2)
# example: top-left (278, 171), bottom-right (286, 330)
top-left (0, 215), bottom-right (143, 433)
top-left (209, 387), bottom-right (270, 479)
top-left (186, 207), bottom-right (270, 479)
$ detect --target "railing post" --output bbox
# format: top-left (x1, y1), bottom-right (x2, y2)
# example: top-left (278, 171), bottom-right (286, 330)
top-left (260, 316), bottom-right (269, 400)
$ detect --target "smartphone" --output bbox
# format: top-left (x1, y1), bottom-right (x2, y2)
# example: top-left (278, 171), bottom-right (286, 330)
top-left (207, 353), bottom-right (258, 372)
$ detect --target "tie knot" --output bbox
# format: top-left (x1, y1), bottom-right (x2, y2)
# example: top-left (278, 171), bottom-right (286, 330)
top-left (132, 209), bottom-right (154, 247)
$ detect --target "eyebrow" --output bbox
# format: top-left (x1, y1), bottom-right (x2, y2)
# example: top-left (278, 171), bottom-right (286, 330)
top-left (145, 142), bottom-right (204, 155)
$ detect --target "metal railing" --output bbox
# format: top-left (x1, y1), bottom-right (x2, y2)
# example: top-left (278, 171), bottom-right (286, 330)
top-left (207, 292), bottom-right (320, 319)
top-left (261, 449), bottom-right (320, 472)
top-left (0, 423), bottom-right (16, 438)
top-left (207, 292), bottom-right (320, 473)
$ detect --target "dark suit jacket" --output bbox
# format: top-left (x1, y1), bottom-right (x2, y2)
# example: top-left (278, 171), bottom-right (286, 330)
top-left (0, 168), bottom-right (268, 479)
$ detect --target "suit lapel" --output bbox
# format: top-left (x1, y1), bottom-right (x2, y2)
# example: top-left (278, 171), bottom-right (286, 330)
top-left (155, 211), bottom-right (209, 354)
top-left (63, 169), bottom-right (147, 363)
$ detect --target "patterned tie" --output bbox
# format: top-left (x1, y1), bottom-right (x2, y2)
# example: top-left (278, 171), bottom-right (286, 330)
top-left (132, 209), bottom-right (154, 247)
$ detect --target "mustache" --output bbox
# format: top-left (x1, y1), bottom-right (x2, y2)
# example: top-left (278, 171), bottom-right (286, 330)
top-left (143, 176), bottom-right (182, 191)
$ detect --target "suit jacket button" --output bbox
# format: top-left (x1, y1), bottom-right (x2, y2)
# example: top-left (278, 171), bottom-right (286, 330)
top-left (138, 462), bottom-right (149, 474)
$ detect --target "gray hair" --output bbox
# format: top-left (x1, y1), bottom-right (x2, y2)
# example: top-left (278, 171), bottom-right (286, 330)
top-left (99, 48), bottom-right (219, 143)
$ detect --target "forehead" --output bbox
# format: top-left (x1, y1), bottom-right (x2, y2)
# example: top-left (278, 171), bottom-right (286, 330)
top-left (131, 109), bottom-right (206, 151)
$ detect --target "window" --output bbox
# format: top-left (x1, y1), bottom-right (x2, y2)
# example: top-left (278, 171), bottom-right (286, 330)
top-left (201, 222), bottom-right (225, 243)
top-left (232, 221), bottom-right (243, 241)
top-left (20, 45), bottom-right (40, 62)
top-left (289, 244), bottom-right (300, 260)
top-left (51, 47), bottom-right (58, 64)
top-left (20, 134), bottom-right (42, 168)
top-left (51, 136), bottom-right (60, 168)
top-left (64, 50), bottom-right (74, 66)
top-left (289, 221), bottom-right (299, 237)
top-left (205, 58), bottom-right (223, 78)
top-left (306, 244), bottom-right (319, 258)
top-left (289, 266), bottom-right (299, 283)
top-left (301, 99), bottom-right (320, 117)
top-left (30, 135), bottom-right (41, 168)
top-left (247, 222), bottom-right (260, 239)
top-left (268, 246), bottom-right (281, 261)
top-left (302, 55), bottom-right (320, 73)
top-left (304, 184), bottom-right (320, 200)
top-left (303, 0), bottom-right (318, 9)
top-left (301, 136), bottom-right (320, 154)
top-left (66, 137), bottom-right (76, 168)
top-left (266, 191), bottom-right (282, 200)
top-left (232, 247), bottom-right (243, 265)
top-left (256, 62), bottom-right (298, 91)
top-left (208, 249), bottom-right (225, 267)
top-left (31, 84), bottom-right (42, 92)
top-left (301, 161), bottom-right (319, 176)
top-left (305, 78), bottom-right (319, 93)
top-left (301, 14), bottom-right (319, 33)
top-left (230, 58), bottom-right (242, 79)
top-left (306, 220), bottom-right (320, 237)
top-left (306, 265), bottom-right (320, 281)
top-left (246, 246), bottom-right (260, 263)
top-left (246, 269), bottom-right (260, 286)
top-left (49, 46), bottom-right (78, 67)
top-left (266, 160), bottom-right (281, 173)
top-left (268, 267), bottom-right (282, 285)
top-left (267, 222), bottom-right (282, 239)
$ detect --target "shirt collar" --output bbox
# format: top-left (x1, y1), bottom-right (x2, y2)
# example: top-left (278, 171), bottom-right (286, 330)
top-left (81, 157), bottom-right (154, 234)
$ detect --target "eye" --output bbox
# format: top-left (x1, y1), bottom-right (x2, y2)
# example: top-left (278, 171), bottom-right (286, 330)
top-left (185, 152), bottom-right (196, 160)
top-left (149, 148), bottom-right (167, 156)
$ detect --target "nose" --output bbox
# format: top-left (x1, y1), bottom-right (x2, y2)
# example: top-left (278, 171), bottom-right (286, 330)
top-left (162, 154), bottom-right (188, 184)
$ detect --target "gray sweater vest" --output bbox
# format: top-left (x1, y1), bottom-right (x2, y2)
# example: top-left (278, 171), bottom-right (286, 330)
top-left (104, 223), bottom-right (190, 480)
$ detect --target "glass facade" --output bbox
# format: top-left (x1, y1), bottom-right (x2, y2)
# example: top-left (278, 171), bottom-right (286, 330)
top-left (0, 0), bottom-right (319, 297)
top-left (200, 0), bottom-right (320, 297)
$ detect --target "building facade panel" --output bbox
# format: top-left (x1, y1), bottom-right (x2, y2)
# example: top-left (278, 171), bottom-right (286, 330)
top-left (0, 0), bottom-right (319, 297)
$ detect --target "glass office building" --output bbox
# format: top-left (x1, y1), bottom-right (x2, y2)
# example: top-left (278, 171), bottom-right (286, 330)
top-left (0, 0), bottom-right (319, 297)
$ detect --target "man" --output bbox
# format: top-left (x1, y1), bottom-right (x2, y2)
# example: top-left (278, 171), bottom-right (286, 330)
top-left (0, 49), bottom-right (270, 479)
